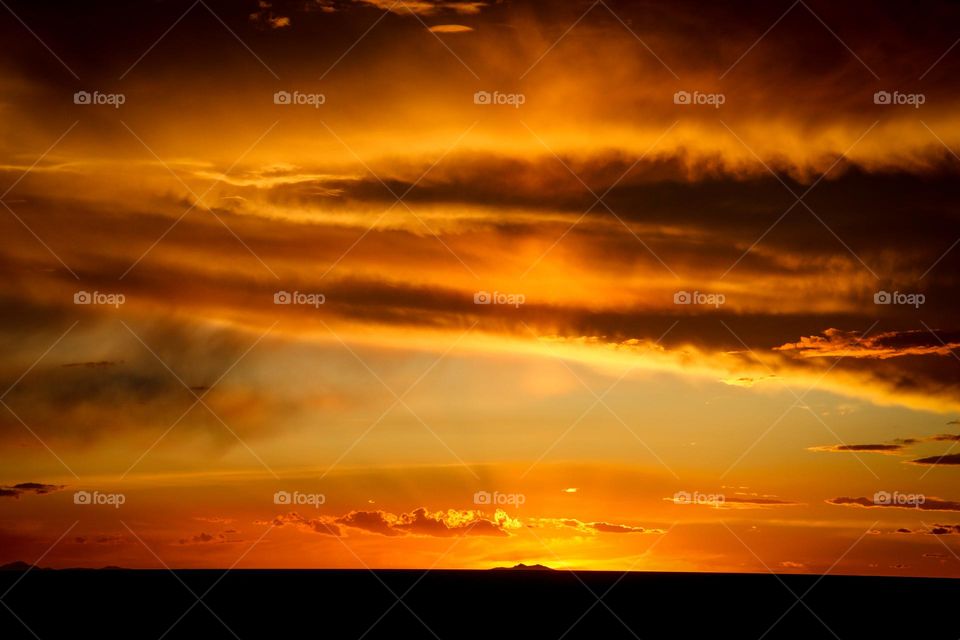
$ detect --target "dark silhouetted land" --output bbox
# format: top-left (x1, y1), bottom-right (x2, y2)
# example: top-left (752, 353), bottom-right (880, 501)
top-left (1, 567), bottom-right (957, 638)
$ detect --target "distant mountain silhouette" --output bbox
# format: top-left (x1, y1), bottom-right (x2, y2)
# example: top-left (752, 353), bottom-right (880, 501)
top-left (0, 561), bottom-right (129, 571)
top-left (0, 561), bottom-right (39, 571)
top-left (491, 563), bottom-right (553, 571)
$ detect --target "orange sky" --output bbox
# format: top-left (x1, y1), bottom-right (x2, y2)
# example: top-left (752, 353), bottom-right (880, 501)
top-left (1, 0), bottom-right (960, 577)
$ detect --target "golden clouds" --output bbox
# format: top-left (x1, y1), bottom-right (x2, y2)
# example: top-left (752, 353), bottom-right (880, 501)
top-left (1, 0), bottom-right (960, 579)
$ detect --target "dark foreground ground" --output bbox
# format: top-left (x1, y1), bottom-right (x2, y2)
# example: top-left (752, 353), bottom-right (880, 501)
top-left (1, 569), bottom-right (957, 639)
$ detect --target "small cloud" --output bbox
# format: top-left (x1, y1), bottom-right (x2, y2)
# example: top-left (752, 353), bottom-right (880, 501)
top-left (664, 494), bottom-right (800, 509)
top-left (827, 496), bottom-right (960, 512)
top-left (61, 360), bottom-right (120, 369)
top-left (356, 1), bottom-right (487, 16)
top-left (0, 483), bottom-right (65, 499)
top-left (884, 524), bottom-right (960, 536)
top-left (928, 524), bottom-right (960, 535)
top-left (73, 534), bottom-right (127, 545)
top-left (908, 453), bottom-right (960, 466)
top-left (721, 496), bottom-right (801, 509)
top-left (809, 443), bottom-right (905, 455)
top-left (722, 374), bottom-right (775, 388)
top-left (775, 328), bottom-right (960, 360)
top-left (589, 521), bottom-right (657, 534)
top-left (428, 24), bottom-right (473, 33)
top-left (528, 518), bottom-right (662, 535)
top-left (249, 4), bottom-right (292, 29)
top-left (561, 488), bottom-right (578, 494)
top-left (179, 532), bottom-right (215, 545)
top-left (262, 512), bottom-right (342, 536)
top-left (178, 531), bottom-right (242, 545)
top-left (193, 516), bottom-right (234, 524)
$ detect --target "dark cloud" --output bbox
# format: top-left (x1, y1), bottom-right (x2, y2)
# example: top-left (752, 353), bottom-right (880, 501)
top-left (927, 434), bottom-right (960, 442)
top-left (74, 534), bottom-right (126, 545)
top-left (827, 496), bottom-right (960, 512)
top-left (335, 510), bottom-right (402, 537)
top-left (776, 329), bottom-right (960, 360)
top-left (928, 524), bottom-right (960, 536)
top-left (265, 512), bottom-right (343, 536)
top-left (61, 361), bottom-right (121, 368)
top-left (885, 524), bottom-right (960, 536)
top-left (0, 483), bottom-right (65, 499)
top-left (530, 517), bottom-right (662, 534)
top-left (909, 454), bottom-right (960, 466)
top-left (812, 434), bottom-right (960, 457)
top-left (584, 521), bottom-right (653, 534)
top-left (177, 531), bottom-right (241, 545)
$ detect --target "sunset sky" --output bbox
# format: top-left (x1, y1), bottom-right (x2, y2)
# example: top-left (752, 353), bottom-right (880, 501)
top-left (2, 0), bottom-right (960, 577)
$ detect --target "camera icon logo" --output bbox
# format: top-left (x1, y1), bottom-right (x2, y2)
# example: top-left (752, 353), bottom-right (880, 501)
top-left (273, 490), bottom-right (292, 505)
top-left (673, 90), bottom-right (691, 105)
top-left (873, 290), bottom-right (891, 304)
top-left (673, 490), bottom-right (691, 504)
top-left (74, 291), bottom-right (92, 304)
top-left (473, 91), bottom-right (492, 105)
top-left (473, 490), bottom-right (492, 505)
top-left (873, 490), bottom-right (891, 505)
top-left (873, 91), bottom-right (891, 105)
top-left (474, 291), bottom-right (491, 304)
top-left (73, 490), bottom-right (92, 504)
top-left (673, 291), bottom-right (691, 304)
top-left (274, 90), bottom-right (292, 105)
top-left (274, 291), bottom-right (292, 304)
top-left (73, 91), bottom-right (92, 105)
